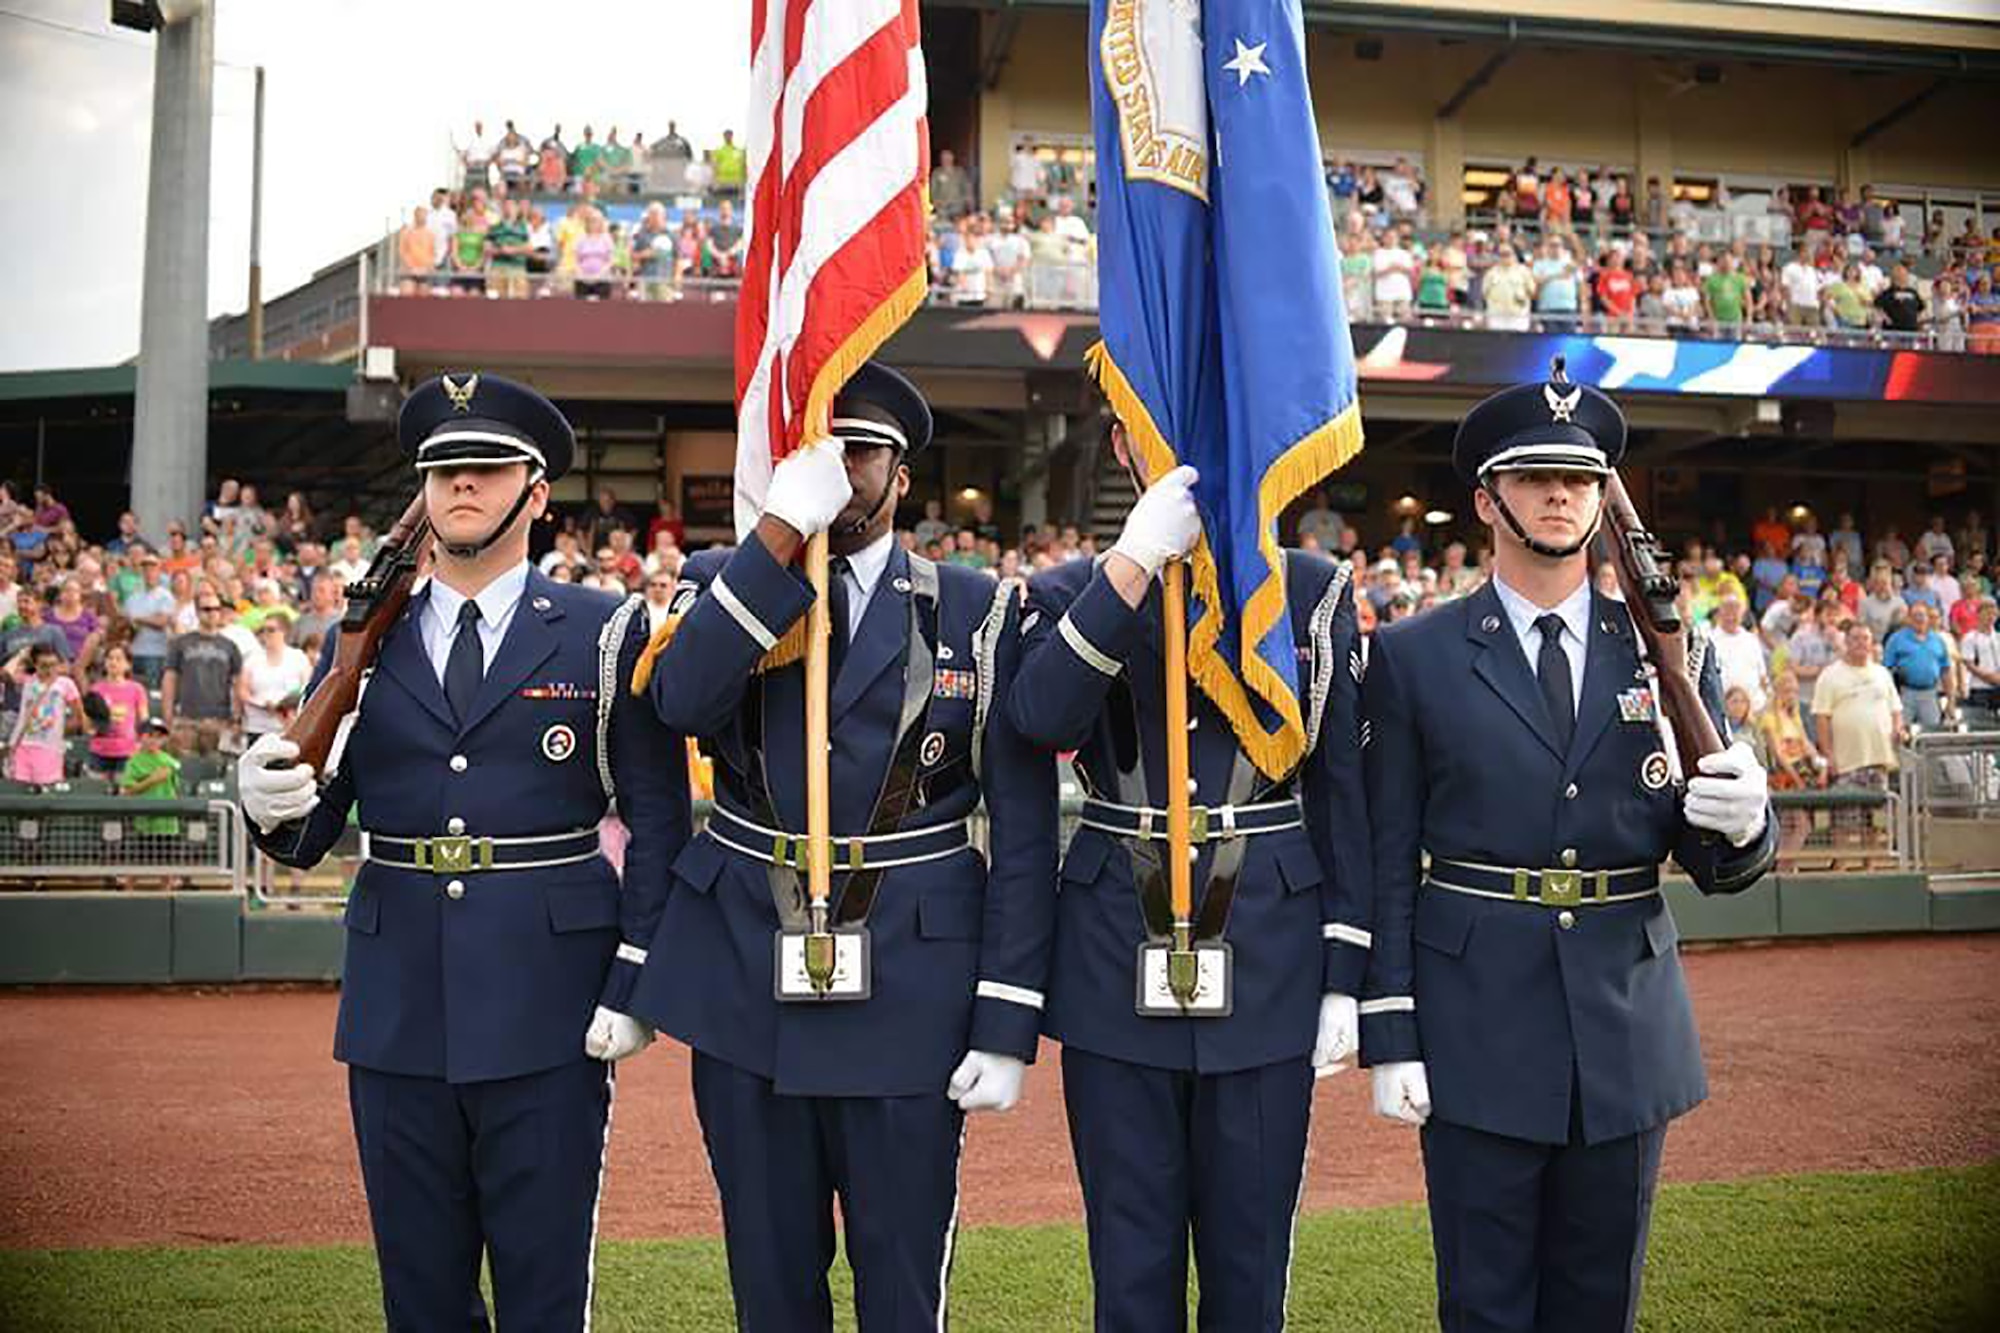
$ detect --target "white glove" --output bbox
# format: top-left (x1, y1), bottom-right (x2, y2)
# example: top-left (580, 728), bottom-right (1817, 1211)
top-left (1683, 741), bottom-right (1770, 848)
top-left (1111, 465), bottom-right (1201, 579)
top-left (583, 1005), bottom-right (655, 1062)
top-left (1311, 992), bottom-right (1360, 1074)
top-left (1371, 1061), bottom-right (1432, 1127)
top-left (946, 1050), bottom-right (1027, 1112)
top-left (238, 734), bottom-right (319, 834)
top-left (762, 439), bottom-right (853, 539)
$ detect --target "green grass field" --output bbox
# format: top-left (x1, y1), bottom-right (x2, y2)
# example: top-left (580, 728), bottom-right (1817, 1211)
top-left (3, 1165), bottom-right (1996, 1331)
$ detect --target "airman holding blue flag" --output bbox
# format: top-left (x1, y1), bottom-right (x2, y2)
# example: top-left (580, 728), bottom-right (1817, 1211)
top-left (1018, 0), bottom-right (1376, 1320)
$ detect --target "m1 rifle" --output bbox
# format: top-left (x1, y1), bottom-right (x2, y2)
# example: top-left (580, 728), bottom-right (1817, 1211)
top-left (1600, 470), bottom-right (1723, 778)
top-left (282, 493), bottom-right (434, 778)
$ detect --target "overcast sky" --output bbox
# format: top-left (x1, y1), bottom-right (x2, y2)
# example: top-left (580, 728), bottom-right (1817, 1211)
top-left (0, 0), bottom-right (749, 373)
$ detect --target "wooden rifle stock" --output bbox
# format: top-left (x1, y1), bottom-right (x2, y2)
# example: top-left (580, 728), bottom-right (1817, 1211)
top-left (282, 493), bottom-right (434, 778)
top-left (1601, 471), bottom-right (1723, 777)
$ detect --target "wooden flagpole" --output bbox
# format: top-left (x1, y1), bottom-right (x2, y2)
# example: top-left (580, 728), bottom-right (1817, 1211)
top-left (803, 530), bottom-right (836, 990)
top-left (1161, 558), bottom-right (1198, 1003)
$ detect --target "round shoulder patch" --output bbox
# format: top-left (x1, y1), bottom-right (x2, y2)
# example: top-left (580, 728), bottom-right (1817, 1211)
top-left (1639, 750), bottom-right (1672, 791)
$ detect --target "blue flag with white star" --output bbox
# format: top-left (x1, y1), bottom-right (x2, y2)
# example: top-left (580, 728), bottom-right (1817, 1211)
top-left (1088, 0), bottom-right (1363, 778)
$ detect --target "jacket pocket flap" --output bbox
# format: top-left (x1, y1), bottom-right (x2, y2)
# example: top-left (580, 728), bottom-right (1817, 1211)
top-left (1642, 906), bottom-right (1680, 958)
top-left (1274, 840), bottom-right (1324, 896)
top-left (918, 892), bottom-right (981, 941)
top-left (1059, 830), bottom-right (1112, 886)
top-left (1413, 894), bottom-right (1475, 958)
top-left (546, 882), bottom-right (620, 934)
top-left (673, 835), bottom-right (728, 895)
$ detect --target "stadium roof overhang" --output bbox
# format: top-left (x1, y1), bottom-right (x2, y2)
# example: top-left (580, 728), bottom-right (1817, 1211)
top-left (930, 0), bottom-right (2000, 78)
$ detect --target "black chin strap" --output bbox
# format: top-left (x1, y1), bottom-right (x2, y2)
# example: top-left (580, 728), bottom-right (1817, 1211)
top-left (439, 472), bottom-right (542, 560)
top-left (1484, 480), bottom-right (1601, 560)
top-left (833, 448), bottom-right (905, 541)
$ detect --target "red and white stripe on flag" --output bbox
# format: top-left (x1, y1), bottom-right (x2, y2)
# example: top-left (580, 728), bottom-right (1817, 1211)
top-left (733, 0), bottom-right (930, 539)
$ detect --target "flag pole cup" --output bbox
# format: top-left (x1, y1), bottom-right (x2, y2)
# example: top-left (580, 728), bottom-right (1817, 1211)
top-left (1161, 559), bottom-right (1198, 1004)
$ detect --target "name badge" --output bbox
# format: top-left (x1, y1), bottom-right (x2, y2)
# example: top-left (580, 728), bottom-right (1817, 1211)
top-left (773, 928), bottom-right (872, 1002)
top-left (1617, 687), bottom-right (1658, 723)
top-left (1134, 940), bottom-right (1234, 1018)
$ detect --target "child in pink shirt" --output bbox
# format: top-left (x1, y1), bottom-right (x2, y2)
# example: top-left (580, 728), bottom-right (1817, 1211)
top-left (6, 645), bottom-right (83, 787)
top-left (88, 643), bottom-right (148, 779)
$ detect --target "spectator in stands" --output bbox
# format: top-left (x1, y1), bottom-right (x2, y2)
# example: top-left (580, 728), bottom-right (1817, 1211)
top-left (1820, 263), bottom-right (1871, 332)
top-left (569, 125), bottom-right (606, 191)
top-left (1010, 139), bottom-right (1046, 210)
top-left (1930, 554), bottom-right (1963, 614)
top-left (1881, 601), bottom-right (1951, 730)
top-left (487, 198), bottom-right (531, 299)
top-left (457, 119), bottom-right (494, 192)
top-left (1857, 563), bottom-right (1905, 640)
top-left (1372, 230), bottom-right (1416, 323)
top-left (1594, 248), bottom-right (1637, 331)
top-left (930, 148), bottom-right (974, 221)
top-left (495, 121), bottom-right (533, 193)
top-left (631, 203), bottom-right (672, 301)
top-left (1813, 622), bottom-right (1901, 837)
top-left (1961, 596), bottom-right (2000, 730)
top-left (1916, 515), bottom-right (1956, 565)
top-left (1704, 252), bottom-right (1750, 336)
top-left (537, 127), bottom-right (570, 194)
top-left (1296, 490), bottom-right (1348, 552)
top-left (603, 128), bottom-right (636, 196)
top-left (1481, 245), bottom-right (1533, 331)
top-left (1710, 593), bottom-right (1770, 714)
top-left (705, 199), bottom-right (746, 277)
top-left (1957, 510), bottom-right (1990, 565)
top-left (990, 211), bottom-right (1032, 308)
top-left (1827, 511), bottom-right (1864, 574)
top-left (642, 568), bottom-right (679, 635)
top-left (1530, 236), bottom-right (1581, 322)
top-left (120, 718), bottom-right (183, 837)
top-left (289, 575), bottom-right (345, 649)
top-left (0, 551), bottom-right (17, 625)
top-left (1779, 247), bottom-right (1823, 328)
top-left (122, 551), bottom-right (175, 688)
top-left (46, 579), bottom-right (100, 670)
top-left (656, 120), bottom-right (692, 163)
top-left (583, 487), bottom-right (634, 554)
top-left (450, 202), bottom-right (489, 296)
top-left (86, 642), bottom-right (147, 781)
top-left (1382, 156), bottom-right (1424, 224)
top-left (644, 496), bottom-right (685, 555)
top-left (1902, 562), bottom-right (1943, 618)
top-left (1786, 601), bottom-right (1843, 695)
top-left (238, 618), bottom-right (310, 745)
top-left (3, 643), bottom-right (82, 788)
top-left (572, 208), bottom-right (617, 299)
top-left (952, 221), bottom-right (995, 307)
top-left (161, 594), bottom-right (242, 741)
top-left (642, 531), bottom-right (683, 582)
top-left (398, 206), bottom-right (438, 293)
top-left (709, 129), bottom-right (747, 198)
top-left (539, 529), bottom-right (588, 581)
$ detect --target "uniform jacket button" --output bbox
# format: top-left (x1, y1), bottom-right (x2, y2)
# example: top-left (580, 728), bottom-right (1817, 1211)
top-left (1561, 847), bottom-right (1578, 868)
top-left (445, 879), bottom-right (466, 900)
top-left (450, 755), bottom-right (469, 773)
top-left (446, 817), bottom-right (466, 835)
top-left (1564, 782), bottom-right (1579, 800)
top-left (1557, 909), bottom-right (1576, 930)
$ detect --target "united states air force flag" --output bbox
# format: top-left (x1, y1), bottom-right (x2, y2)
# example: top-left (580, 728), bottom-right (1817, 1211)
top-left (1088, 0), bottom-right (1363, 779)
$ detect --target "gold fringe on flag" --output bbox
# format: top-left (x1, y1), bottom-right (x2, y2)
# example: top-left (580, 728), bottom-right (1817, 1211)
top-left (1085, 340), bottom-right (1365, 779)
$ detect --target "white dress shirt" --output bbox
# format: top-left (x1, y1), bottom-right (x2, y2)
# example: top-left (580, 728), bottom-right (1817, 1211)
top-left (1491, 572), bottom-right (1590, 713)
top-left (421, 562), bottom-right (530, 684)
top-left (835, 532), bottom-right (896, 643)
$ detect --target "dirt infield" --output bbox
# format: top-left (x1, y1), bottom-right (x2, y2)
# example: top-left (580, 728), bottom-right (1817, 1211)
top-left (2, 935), bottom-right (1996, 1251)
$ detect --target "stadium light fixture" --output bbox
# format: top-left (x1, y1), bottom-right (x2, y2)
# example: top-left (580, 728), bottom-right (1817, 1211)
top-left (110, 0), bottom-right (205, 31)
top-left (1424, 509), bottom-right (1453, 526)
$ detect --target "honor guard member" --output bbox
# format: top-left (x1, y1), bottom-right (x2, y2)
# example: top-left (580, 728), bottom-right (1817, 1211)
top-left (1359, 367), bottom-right (1776, 1333)
top-left (237, 373), bottom-right (690, 1332)
top-left (1007, 421), bottom-right (1374, 1332)
top-left (627, 362), bottom-right (1057, 1332)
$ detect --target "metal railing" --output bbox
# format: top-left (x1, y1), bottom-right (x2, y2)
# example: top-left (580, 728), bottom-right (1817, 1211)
top-left (1769, 787), bottom-right (1903, 871)
top-left (0, 796), bottom-right (247, 892)
top-left (1898, 731), bottom-right (2000, 877)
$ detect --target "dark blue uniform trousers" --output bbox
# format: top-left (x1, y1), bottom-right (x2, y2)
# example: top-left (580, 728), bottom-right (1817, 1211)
top-left (1062, 1047), bottom-right (1315, 1332)
top-left (348, 1059), bottom-right (613, 1332)
top-left (1419, 1094), bottom-right (1666, 1333)
top-left (691, 1052), bottom-right (966, 1332)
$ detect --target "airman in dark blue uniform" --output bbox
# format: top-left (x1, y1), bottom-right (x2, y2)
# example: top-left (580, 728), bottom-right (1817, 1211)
top-left (1359, 365), bottom-right (1777, 1333)
top-left (1007, 423), bottom-right (1374, 1332)
top-left (626, 363), bottom-right (1058, 1332)
top-left (239, 373), bottom-right (690, 1331)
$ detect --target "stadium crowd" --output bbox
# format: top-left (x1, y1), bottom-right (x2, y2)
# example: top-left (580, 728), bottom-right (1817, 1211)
top-left (391, 127), bottom-right (2000, 351)
top-left (5, 474), bottom-right (1994, 831)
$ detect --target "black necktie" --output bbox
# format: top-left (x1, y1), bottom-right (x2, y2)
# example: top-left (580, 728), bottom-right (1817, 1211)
top-left (1535, 612), bottom-right (1574, 751)
top-left (827, 557), bottom-right (853, 682)
top-left (445, 599), bottom-right (484, 725)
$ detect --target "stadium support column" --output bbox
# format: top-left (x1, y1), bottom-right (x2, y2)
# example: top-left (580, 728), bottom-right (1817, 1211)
top-left (1428, 116), bottom-right (1464, 231)
top-left (1636, 78), bottom-right (1674, 222)
top-left (131, 5), bottom-right (215, 541)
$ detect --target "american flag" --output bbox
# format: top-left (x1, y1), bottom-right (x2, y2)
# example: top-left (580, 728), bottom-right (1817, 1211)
top-left (733, 0), bottom-right (931, 540)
